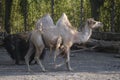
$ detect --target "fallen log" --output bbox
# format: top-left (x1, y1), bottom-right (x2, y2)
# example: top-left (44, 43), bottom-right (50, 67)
top-left (92, 31), bottom-right (120, 41)
top-left (85, 39), bottom-right (120, 53)
top-left (71, 46), bottom-right (97, 53)
top-left (71, 39), bottom-right (120, 53)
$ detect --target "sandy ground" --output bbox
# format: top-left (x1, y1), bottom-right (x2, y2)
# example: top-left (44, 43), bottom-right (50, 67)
top-left (0, 47), bottom-right (120, 80)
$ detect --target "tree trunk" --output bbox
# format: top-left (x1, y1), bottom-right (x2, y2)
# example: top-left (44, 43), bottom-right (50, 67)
top-left (51, 0), bottom-right (54, 20)
top-left (110, 0), bottom-right (115, 32)
top-left (86, 39), bottom-right (120, 53)
top-left (0, 0), bottom-right (1, 30)
top-left (20, 0), bottom-right (28, 31)
top-left (5, 0), bottom-right (13, 34)
top-left (89, 0), bottom-right (104, 20)
top-left (0, 0), bottom-right (1, 16)
top-left (80, 0), bottom-right (84, 27)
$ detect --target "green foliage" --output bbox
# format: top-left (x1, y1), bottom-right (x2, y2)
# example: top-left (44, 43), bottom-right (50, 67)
top-left (1, 0), bottom-right (5, 29)
top-left (100, 0), bottom-right (120, 32)
top-left (114, 0), bottom-right (120, 32)
top-left (10, 0), bottom-right (24, 33)
top-left (54, 0), bottom-right (81, 27)
top-left (100, 0), bottom-right (111, 32)
top-left (27, 0), bottom-right (51, 30)
top-left (84, 0), bottom-right (91, 20)
top-left (1, 0), bottom-right (120, 33)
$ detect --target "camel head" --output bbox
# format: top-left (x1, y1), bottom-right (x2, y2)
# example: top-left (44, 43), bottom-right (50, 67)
top-left (87, 18), bottom-right (103, 29)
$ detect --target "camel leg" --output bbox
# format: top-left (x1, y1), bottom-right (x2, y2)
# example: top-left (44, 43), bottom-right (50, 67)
top-left (54, 36), bottom-right (62, 66)
top-left (54, 36), bottom-right (62, 60)
top-left (54, 48), bottom-right (72, 71)
top-left (54, 49), bottom-right (59, 63)
top-left (54, 49), bottom-right (65, 69)
top-left (54, 61), bottom-right (65, 69)
top-left (54, 49), bottom-right (59, 68)
top-left (34, 47), bottom-right (46, 72)
top-left (25, 42), bottom-right (34, 72)
top-left (65, 49), bottom-right (73, 71)
top-left (49, 47), bottom-right (52, 56)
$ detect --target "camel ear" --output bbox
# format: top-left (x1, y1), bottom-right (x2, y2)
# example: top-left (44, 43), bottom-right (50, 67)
top-left (87, 19), bottom-right (92, 25)
top-left (87, 18), bottom-right (95, 25)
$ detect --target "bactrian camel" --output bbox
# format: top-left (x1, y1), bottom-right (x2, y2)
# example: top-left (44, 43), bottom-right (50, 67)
top-left (54, 13), bottom-right (103, 71)
top-left (25, 13), bottom-right (103, 71)
top-left (25, 14), bottom-right (62, 71)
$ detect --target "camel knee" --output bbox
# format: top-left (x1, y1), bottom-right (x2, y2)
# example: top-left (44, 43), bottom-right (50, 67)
top-left (24, 55), bottom-right (28, 61)
top-left (34, 56), bottom-right (39, 61)
top-left (24, 53), bottom-right (30, 62)
top-left (25, 48), bottom-right (33, 60)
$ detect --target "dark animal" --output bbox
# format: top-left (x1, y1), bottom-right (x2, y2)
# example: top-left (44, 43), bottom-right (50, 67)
top-left (3, 33), bottom-right (46, 65)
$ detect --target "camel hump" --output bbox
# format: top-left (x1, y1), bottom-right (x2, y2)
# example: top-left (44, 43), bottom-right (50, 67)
top-left (43, 14), bottom-right (54, 25)
top-left (36, 14), bottom-right (55, 29)
top-left (62, 13), bottom-right (68, 21)
top-left (56, 13), bottom-right (75, 30)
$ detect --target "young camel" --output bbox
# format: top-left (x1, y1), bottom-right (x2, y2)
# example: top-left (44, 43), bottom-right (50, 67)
top-left (54, 13), bottom-right (103, 71)
top-left (25, 14), bottom-right (62, 71)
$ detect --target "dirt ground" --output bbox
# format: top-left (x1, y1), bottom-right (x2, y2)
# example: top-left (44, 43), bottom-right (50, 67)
top-left (0, 47), bottom-right (120, 80)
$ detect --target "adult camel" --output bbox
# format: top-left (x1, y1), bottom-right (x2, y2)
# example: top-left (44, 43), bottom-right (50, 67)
top-left (25, 13), bottom-right (103, 71)
top-left (54, 13), bottom-right (103, 71)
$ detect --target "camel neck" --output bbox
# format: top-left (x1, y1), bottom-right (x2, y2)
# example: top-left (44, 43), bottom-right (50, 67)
top-left (73, 24), bottom-right (92, 44)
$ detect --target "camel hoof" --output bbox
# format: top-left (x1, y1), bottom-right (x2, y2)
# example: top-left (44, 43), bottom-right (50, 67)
top-left (54, 65), bottom-right (58, 69)
top-left (42, 69), bottom-right (47, 72)
top-left (68, 68), bottom-right (73, 71)
top-left (54, 64), bottom-right (61, 69)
